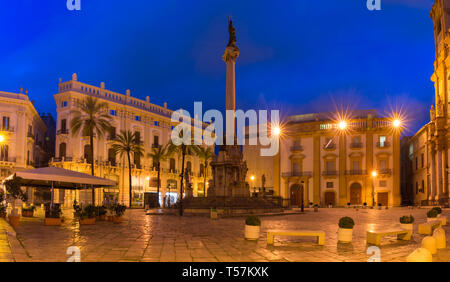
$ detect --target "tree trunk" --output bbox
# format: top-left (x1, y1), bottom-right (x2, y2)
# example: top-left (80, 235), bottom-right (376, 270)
top-left (90, 133), bottom-right (95, 205)
top-left (179, 147), bottom-right (185, 216)
top-left (204, 160), bottom-right (207, 197)
top-left (127, 152), bottom-right (132, 208)
top-left (157, 163), bottom-right (161, 207)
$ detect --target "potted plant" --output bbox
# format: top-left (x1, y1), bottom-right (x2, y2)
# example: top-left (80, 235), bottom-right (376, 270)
top-left (427, 208), bottom-right (439, 222)
top-left (107, 204), bottom-right (115, 221)
top-left (77, 204), bottom-right (96, 225)
top-left (96, 205), bottom-right (107, 221)
top-left (113, 204), bottom-right (127, 223)
top-left (309, 202), bottom-right (313, 208)
top-left (313, 204), bottom-right (319, 212)
top-left (0, 191), bottom-right (6, 218)
top-left (210, 207), bottom-right (218, 220)
top-left (347, 202), bottom-right (351, 208)
top-left (45, 205), bottom-right (62, 226)
top-left (432, 207), bottom-right (442, 217)
top-left (377, 202), bottom-right (382, 210)
top-left (400, 215), bottom-right (414, 230)
top-left (244, 215), bottom-right (261, 240)
top-left (4, 176), bottom-right (27, 227)
top-left (22, 204), bottom-right (36, 217)
top-left (338, 216), bottom-right (355, 243)
top-left (363, 202), bottom-right (367, 209)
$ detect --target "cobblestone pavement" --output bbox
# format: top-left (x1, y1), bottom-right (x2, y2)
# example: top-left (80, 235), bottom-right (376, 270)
top-left (4, 207), bottom-right (450, 262)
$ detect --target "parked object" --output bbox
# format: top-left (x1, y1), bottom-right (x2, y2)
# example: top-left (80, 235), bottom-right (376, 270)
top-left (338, 217), bottom-right (355, 243)
top-left (22, 204), bottom-right (36, 217)
top-left (113, 203), bottom-right (127, 224)
top-left (399, 215), bottom-right (414, 231)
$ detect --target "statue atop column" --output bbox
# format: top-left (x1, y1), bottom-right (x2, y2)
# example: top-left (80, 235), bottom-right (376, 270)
top-left (430, 105), bottom-right (436, 121)
top-left (227, 16), bottom-right (237, 47)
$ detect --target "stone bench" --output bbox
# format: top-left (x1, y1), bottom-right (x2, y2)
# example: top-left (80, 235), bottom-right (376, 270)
top-left (366, 229), bottom-right (412, 246)
top-left (419, 220), bottom-right (442, 235)
top-left (266, 230), bottom-right (325, 245)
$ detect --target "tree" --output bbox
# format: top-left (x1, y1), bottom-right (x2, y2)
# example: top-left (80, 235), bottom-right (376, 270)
top-left (70, 96), bottom-right (112, 204)
top-left (112, 130), bottom-right (144, 208)
top-left (193, 146), bottom-right (214, 197)
top-left (4, 176), bottom-right (27, 215)
top-left (168, 140), bottom-right (197, 216)
top-left (147, 144), bottom-right (170, 207)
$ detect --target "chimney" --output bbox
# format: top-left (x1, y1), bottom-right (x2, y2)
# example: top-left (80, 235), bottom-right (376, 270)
top-left (100, 82), bottom-right (105, 89)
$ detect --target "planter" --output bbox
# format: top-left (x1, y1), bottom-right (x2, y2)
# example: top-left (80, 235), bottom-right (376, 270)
top-left (96, 215), bottom-right (106, 221)
top-left (8, 215), bottom-right (20, 227)
top-left (427, 217), bottom-right (439, 223)
top-left (113, 216), bottom-right (123, 224)
top-left (210, 210), bottom-right (218, 220)
top-left (45, 218), bottom-right (62, 226)
top-left (22, 210), bottom-right (34, 217)
top-left (244, 224), bottom-right (260, 240)
top-left (79, 217), bottom-right (96, 225)
top-left (401, 223), bottom-right (413, 231)
top-left (337, 228), bottom-right (353, 243)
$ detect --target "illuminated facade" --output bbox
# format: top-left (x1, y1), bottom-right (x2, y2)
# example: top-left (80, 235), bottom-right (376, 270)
top-left (51, 74), bottom-right (211, 207)
top-left (244, 110), bottom-right (402, 207)
top-left (0, 89), bottom-right (48, 177)
top-left (404, 0), bottom-right (450, 205)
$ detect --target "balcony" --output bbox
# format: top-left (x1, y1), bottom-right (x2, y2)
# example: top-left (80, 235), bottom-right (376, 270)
top-left (290, 145), bottom-right (303, 152)
top-left (281, 171), bottom-right (313, 177)
top-left (323, 143), bottom-right (336, 150)
top-left (377, 168), bottom-right (392, 175)
top-left (376, 142), bottom-right (390, 148)
top-left (350, 142), bottom-right (363, 149)
top-left (345, 170), bottom-right (367, 175)
top-left (107, 135), bottom-right (117, 141)
top-left (152, 144), bottom-right (160, 148)
top-left (322, 170), bottom-right (338, 176)
top-left (27, 132), bottom-right (34, 139)
top-left (57, 129), bottom-right (69, 135)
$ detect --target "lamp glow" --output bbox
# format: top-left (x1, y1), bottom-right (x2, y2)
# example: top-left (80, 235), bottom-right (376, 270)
top-left (0, 135), bottom-right (5, 142)
top-left (371, 170), bottom-right (377, 178)
top-left (338, 120), bottom-right (347, 130)
top-left (272, 126), bottom-right (281, 136)
top-left (250, 175), bottom-right (255, 181)
top-left (393, 119), bottom-right (401, 128)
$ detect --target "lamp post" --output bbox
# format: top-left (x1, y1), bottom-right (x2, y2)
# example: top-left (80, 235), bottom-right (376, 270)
top-left (250, 175), bottom-right (255, 196)
top-left (371, 170), bottom-right (377, 207)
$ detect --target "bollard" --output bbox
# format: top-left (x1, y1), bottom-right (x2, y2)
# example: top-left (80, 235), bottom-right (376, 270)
top-left (433, 227), bottom-right (446, 249)
top-left (406, 248), bottom-right (432, 262)
top-left (422, 236), bottom-right (437, 255)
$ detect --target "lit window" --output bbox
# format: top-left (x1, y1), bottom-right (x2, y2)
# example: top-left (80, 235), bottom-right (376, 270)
top-left (154, 121), bottom-right (159, 126)
top-left (135, 116), bottom-right (141, 121)
top-left (110, 110), bottom-right (116, 116)
top-left (62, 101), bottom-right (68, 107)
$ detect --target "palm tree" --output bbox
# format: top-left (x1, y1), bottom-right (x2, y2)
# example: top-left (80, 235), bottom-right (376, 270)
top-left (147, 144), bottom-right (170, 207)
top-left (71, 96), bottom-right (112, 204)
top-left (194, 146), bottom-right (214, 197)
top-left (112, 130), bottom-right (144, 208)
top-left (168, 140), bottom-right (197, 216)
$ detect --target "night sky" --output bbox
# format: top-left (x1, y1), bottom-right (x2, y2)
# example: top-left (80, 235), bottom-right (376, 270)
top-left (0, 0), bottom-right (436, 134)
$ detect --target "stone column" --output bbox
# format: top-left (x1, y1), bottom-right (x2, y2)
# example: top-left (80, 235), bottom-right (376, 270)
top-left (431, 147), bottom-right (437, 200)
top-left (338, 135), bottom-right (346, 206)
top-left (438, 149), bottom-right (443, 199)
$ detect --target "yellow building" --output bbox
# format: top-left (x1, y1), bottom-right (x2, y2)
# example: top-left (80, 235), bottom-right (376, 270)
top-left (51, 74), bottom-right (211, 207)
top-left (244, 110), bottom-right (402, 207)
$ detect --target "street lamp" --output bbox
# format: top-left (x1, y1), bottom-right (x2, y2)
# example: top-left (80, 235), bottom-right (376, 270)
top-left (371, 170), bottom-right (377, 207)
top-left (392, 119), bottom-right (401, 128)
top-left (250, 175), bottom-right (256, 194)
top-left (338, 120), bottom-right (347, 130)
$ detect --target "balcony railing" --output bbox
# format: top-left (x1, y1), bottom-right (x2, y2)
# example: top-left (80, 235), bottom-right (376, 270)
top-left (290, 145), bottom-right (303, 152)
top-left (281, 171), bottom-right (313, 177)
top-left (322, 170), bottom-right (338, 176)
top-left (377, 168), bottom-right (392, 175)
top-left (152, 144), bottom-right (160, 148)
top-left (345, 170), bottom-right (367, 175)
top-left (107, 135), bottom-right (117, 141)
top-left (0, 127), bottom-right (14, 133)
top-left (323, 143), bottom-right (336, 150)
top-left (376, 141), bottom-right (390, 148)
top-left (57, 129), bottom-right (69, 135)
top-left (350, 142), bottom-right (363, 149)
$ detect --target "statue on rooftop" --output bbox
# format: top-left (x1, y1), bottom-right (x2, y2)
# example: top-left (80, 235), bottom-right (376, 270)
top-left (227, 16), bottom-right (237, 47)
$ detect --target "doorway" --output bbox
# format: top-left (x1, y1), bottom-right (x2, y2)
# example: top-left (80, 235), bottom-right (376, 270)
top-left (350, 182), bottom-right (362, 205)
top-left (290, 184), bottom-right (303, 206)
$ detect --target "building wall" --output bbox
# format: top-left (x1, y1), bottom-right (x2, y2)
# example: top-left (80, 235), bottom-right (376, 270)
top-left (244, 110), bottom-right (402, 207)
top-left (51, 74), bottom-right (211, 207)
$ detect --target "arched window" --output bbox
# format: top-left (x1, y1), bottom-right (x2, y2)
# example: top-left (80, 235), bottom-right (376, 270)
top-left (186, 161), bottom-right (192, 172)
top-left (84, 145), bottom-right (92, 163)
top-left (59, 143), bottom-right (66, 158)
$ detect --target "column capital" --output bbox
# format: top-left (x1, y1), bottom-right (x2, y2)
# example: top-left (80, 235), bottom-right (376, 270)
top-left (222, 46), bottom-right (239, 63)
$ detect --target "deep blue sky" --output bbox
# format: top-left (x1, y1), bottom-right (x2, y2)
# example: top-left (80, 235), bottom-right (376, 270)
top-left (0, 0), bottom-right (436, 134)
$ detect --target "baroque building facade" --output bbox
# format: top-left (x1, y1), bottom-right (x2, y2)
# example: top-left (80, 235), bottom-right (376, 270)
top-left (51, 74), bottom-right (211, 207)
top-left (244, 110), bottom-right (402, 207)
top-left (403, 0), bottom-right (450, 206)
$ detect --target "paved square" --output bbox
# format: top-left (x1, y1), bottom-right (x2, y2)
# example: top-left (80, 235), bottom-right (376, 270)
top-left (1, 207), bottom-right (450, 262)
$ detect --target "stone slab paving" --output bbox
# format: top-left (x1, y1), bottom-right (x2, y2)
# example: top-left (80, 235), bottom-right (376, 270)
top-left (4, 207), bottom-right (450, 262)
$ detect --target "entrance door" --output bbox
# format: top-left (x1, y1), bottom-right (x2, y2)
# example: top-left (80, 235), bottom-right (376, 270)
top-left (377, 192), bottom-right (388, 206)
top-left (350, 182), bottom-right (362, 205)
top-left (290, 184), bottom-right (303, 206)
top-left (324, 191), bottom-right (335, 206)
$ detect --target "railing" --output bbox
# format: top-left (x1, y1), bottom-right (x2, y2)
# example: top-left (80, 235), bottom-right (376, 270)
top-left (377, 168), bottom-right (392, 175)
top-left (281, 171), bottom-right (313, 177)
top-left (345, 170), bottom-right (367, 175)
top-left (350, 142), bottom-right (363, 148)
top-left (376, 142), bottom-right (390, 148)
top-left (0, 127), bottom-right (14, 133)
top-left (290, 145), bottom-right (303, 151)
top-left (322, 170), bottom-right (338, 176)
top-left (57, 129), bottom-right (68, 135)
top-left (107, 135), bottom-right (116, 141)
top-left (152, 144), bottom-right (160, 148)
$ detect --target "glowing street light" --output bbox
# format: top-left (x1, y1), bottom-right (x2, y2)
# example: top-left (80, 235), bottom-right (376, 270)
top-left (393, 119), bottom-right (401, 128)
top-left (250, 175), bottom-right (255, 181)
top-left (272, 126), bottom-right (281, 137)
top-left (371, 170), bottom-right (377, 178)
top-left (0, 135), bottom-right (5, 143)
top-left (338, 120), bottom-right (347, 130)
